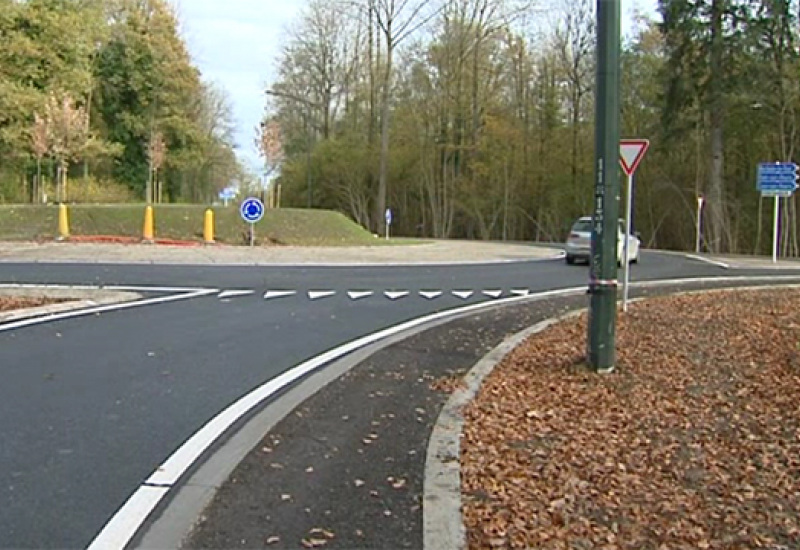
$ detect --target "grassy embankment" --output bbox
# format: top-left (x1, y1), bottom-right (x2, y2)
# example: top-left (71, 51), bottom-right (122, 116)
top-left (0, 204), bottom-right (411, 246)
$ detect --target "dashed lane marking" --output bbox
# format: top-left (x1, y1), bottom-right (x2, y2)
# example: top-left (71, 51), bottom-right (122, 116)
top-left (263, 290), bottom-right (297, 300)
top-left (385, 291), bottom-right (410, 300)
top-left (347, 291), bottom-right (374, 300)
top-left (482, 290), bottom-right (503, 298)
top-left (420, 290), bottom-right (443, 300)
top-left (452, 290), bottom-right (474, 300)
top-left (308, 290), bottom-right (337, 300)
top-left (218, 290), bottom-right (255, 299)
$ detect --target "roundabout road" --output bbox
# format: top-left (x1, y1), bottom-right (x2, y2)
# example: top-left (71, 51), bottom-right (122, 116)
top-left (0, 247), bottom-right (798, 548)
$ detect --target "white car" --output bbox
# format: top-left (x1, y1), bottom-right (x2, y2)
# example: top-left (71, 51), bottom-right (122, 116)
top-left (564, 216), bottom-right (640, 266)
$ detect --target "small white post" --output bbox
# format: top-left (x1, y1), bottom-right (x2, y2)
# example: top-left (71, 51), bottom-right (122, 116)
top-left (695, 195), bottom-right (704, 254)
top-left (249, 222), bottom-right (255, 247)
top-left (622, 173), bottom-right (633, 312)
top-left (773, 195), bottom-right (780, 263)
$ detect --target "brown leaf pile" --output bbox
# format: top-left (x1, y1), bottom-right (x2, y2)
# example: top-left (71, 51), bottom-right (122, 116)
top-left (462, 289), bottom-right (800, 549)
top-left (0, 296), bottom-right (66, 312)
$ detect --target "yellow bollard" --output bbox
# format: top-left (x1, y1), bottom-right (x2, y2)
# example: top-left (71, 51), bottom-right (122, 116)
top-left (203, 208), bottom-right (215, 244)
top-left (57, 203), bottom-right (70, 240)
top-left (142, 205), bottom-right (155, 243)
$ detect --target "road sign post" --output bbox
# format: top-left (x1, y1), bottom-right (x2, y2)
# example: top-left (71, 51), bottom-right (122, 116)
top-left (619, 139), bottom-right (649, 312)
top-left (240, 197), bottom-right (265, 247)
top-left (756, 162), bottom-right (798, 263)
top-left (588, 0), bottom-right (621, 373)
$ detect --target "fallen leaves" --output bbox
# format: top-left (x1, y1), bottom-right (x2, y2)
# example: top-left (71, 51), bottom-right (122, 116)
top-left (462, 289), bottom-right (800, 549)
top-left (0, 296), bottom-right (68, 312)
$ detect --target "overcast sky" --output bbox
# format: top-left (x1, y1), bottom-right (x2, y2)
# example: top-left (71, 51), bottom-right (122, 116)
top-left (174, 0), bottom-right (658, 176)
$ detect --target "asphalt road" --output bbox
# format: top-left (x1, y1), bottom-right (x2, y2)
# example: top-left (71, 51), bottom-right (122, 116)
top-left (1, 251), bottom-right (797, 548)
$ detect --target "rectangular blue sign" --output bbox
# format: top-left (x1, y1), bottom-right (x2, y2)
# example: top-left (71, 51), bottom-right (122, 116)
top-left (758, 162), bottom-right (797, 194)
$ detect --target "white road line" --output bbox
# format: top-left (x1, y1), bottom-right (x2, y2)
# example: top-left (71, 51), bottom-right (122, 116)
top-left (218, 290), bottom-right (255, 299)
top-left (511, 289), bottom-right (531, 296)
top-left (92, 274), bottom-right (800, 549)
top-left (685, 254), bottom-right (731, 269)
top-left (385, 291), bottom-right (410, 300)
top-left (483, 290), bottom-right (503, 298)
top-left (419, 291), bottom-right (443, 300)
top-left (86, 486), bottom-right (169, 550)
top-left (263, 290), bottom-right (297, 300)
top-left (308, 290), bottom-right (337, 300)
top-left (452, 290), bottom-right (474, 300)
top-left (0, 289), bottom-right (218, 333)
top-left (106, 285), bottom-right (212, 293)
top-left (89, 284), bottom-right (588, 550)
top-left (347, 291), bottom-right (374, 300)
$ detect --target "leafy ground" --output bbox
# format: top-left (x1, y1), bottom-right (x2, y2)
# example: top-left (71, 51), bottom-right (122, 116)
top-left (0, 205), bottom-right (411, 246)
top-left (462, 288), bottom-right (800, 549)
top-left (0, 296), bottom-right (65, 312)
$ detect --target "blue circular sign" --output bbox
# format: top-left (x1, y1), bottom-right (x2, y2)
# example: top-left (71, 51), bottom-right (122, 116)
top-left (240, 197), bottom-right (264, 223)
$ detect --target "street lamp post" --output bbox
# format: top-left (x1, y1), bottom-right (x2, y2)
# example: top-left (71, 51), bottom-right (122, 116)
top-left (588, 0), bottom-right (622, 373)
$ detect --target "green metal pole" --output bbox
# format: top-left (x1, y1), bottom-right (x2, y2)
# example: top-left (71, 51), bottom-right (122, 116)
top-left (588, 0), bottom-right (621, 373)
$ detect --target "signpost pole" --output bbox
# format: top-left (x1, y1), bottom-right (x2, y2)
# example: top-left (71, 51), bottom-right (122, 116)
top-left (773, 195), bottom-right (780, 263)
top-left (623, 173), bottom-right (633, 311)
top-left (250, 223), bottom-right (255, 247)
top-left (588, 0), bottom-right (621, 373)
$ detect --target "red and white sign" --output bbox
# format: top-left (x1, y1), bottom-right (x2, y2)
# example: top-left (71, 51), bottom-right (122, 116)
top-left (619, 139), bottom-right (650, 176)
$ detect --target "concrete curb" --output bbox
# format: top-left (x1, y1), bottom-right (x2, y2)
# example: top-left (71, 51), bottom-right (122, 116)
top-left (0, 287), bottom-right (141, 323)
top-left (423, 309), bottom-right (584, 550)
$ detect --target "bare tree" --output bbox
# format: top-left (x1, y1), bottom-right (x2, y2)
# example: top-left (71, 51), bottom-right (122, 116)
top-left (256, 120), bottom-right (285, 207)
top-left (371, 0), bottom-right (440, 234)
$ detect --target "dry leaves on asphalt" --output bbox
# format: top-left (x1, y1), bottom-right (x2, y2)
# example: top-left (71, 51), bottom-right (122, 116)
top-left (0, 296), bottom-right (66, 312)
top-left (462, 288), bottom-right (800, 549)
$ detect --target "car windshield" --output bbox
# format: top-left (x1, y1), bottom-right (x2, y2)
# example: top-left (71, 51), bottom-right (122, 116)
top-left (571, 219), bottom-right (593, 233)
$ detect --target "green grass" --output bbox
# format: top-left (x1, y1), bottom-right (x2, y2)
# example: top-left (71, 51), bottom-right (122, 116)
top-left (0, 204), bottom-right (414, 247)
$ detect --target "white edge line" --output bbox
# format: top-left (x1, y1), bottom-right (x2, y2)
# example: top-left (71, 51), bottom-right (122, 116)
top-left (88, 285), bottom-right (586, 550)
top-left (684, 254), bottom-right (730, 269)
top-left (89, 272), bottom-right (800, 549)
top-left (0, 289), bottom-right (218, 333)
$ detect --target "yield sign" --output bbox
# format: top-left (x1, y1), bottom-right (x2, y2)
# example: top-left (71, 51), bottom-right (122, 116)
top-left (619, 139), bottom-right (650, 176)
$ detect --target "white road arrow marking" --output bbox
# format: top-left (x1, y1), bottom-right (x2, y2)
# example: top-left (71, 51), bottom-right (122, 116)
top-left (419, 291), bottom-right (443, 300)
top-left (452, 290), bottom-right (474, 300)
top-left (511, 289), bottom-right (530, 297)
top-left (264, 290), bottom-right (297, 300)
top-left (384, 291), bottom-right (410, 300)
top-left (347, 291), bottom-right (374, 300)
top-left (308, 290), bottom-right (337, 300)
top-left (218, 290), bottom-right (255, 299)
top-left (482, 290), bottom-right (503, 298)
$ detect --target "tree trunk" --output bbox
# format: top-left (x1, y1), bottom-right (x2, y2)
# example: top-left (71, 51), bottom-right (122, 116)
top-left (707, 0), bottom-right (726, 253)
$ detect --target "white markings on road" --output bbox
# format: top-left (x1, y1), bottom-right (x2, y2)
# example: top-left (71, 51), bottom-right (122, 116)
top-left (218, 290), bottom-right (255, 299)
top-left (263, 290), bottom-right (297, 300)
top-left (347, 291), bottom-right (374, 300)
top-left (452, 290), bottom-right (474, 300)
top-left (385, 291), bottom-right (410, 300)
top-left (420, 291), bottom-right (443, 300)
top-left (308, 290), bottom-right (337, 300)
top-left (511, 289), bottom-right (531, 297)
top-left (685, 254), bottom-right (731, 269)
top-left (89, 283), bottom-right (589, 550)
top-left (0, 288), bottom-right (218, 333)
top-left (482, 290), bottom-right (503, 298)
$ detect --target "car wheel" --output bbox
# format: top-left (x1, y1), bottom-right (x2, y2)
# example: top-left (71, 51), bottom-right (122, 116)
top-left (565, 255), bottom-right (575, 265)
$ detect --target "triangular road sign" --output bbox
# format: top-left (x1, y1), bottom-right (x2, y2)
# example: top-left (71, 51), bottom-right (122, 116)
top-left (619, 139), bottom-right (650, 176)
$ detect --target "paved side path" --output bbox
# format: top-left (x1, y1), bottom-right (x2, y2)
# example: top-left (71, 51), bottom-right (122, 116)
top-left (0, 240), bottom-right (559, 265)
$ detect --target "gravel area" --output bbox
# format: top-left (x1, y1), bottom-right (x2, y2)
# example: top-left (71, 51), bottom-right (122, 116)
top-left (0, 296), bottom-right (67, 312)
top-left (462, 288), bottom-right (800, 549)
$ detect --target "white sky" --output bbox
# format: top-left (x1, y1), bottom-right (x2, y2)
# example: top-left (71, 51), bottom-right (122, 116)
top-left (175, 0), bottom-right (659, 175)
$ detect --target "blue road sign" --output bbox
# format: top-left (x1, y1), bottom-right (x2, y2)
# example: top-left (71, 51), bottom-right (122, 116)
top-left (757, 162), bottom-right (798, 195)
top-left (240, 197), bottom-right (265, 223)
top-left (385, 208), bottom-right (392, 226)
